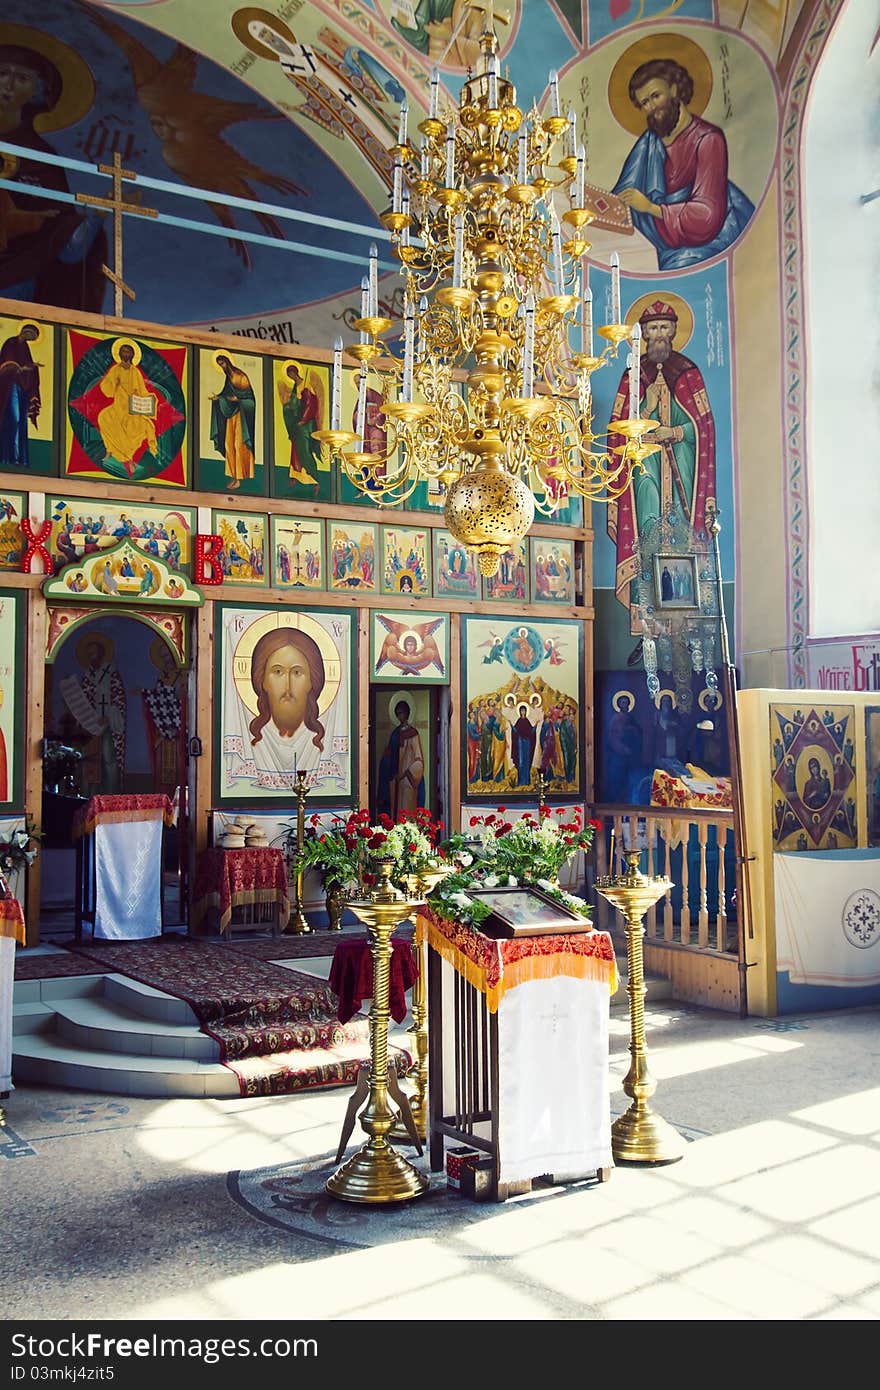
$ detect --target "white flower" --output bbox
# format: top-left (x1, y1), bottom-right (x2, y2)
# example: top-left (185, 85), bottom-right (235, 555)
top-left (457, 852), bottom-right (473, 868)
top-left (507, 875), bottom-right (518, 886)
top-left (451, 891), bottom-right (473, 910)
top-left (483, 873), bottom-right (499, 888)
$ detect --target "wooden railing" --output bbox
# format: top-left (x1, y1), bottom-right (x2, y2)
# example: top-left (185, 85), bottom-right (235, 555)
top-left (590, 805), bottom-right (737, 956)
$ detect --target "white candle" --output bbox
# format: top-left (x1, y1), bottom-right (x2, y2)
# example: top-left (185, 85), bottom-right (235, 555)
top-left (522, 291), bottom-right (535, 397)
top-left (417, 294), bottom-right (428, 361)
top-left (355, 364), bottom-right (368, 443)
top-left (628, 322), bottom-right (641, 419)
top-left (331, 336), bottom-right (343, 429)
top-left (566, 108), bottom-right (577, 159)
top-left (580, 277), bottom-right (593, 357)
top-left (429, 67), bottom-right (440, 120)
top-left (551, 208), bottom-right (564, 295)
top-left (517, 127), bottom-right (528, 184)
top-left (392, 159), bottom-right (403, 214)
top-left (401, 189), bottom-right (410, 247)
top-left (369, 242), bottom-right (378, 316)
top-left (359, 275), bottom-right (369, 344)
top-left (397, 97), bottom-right (408, 147)
top-left (548, 70), bottom-right (560, 118)
top-left (576, 143), bottom-right (585, 208)
top-left (610, 250), bottom-right (621, 324)
top-left (402, 297), bottom-right (415, 402)
top-left (420, 142), bottom-right (430, 181)
top-left (445, 131), bottom-right (455, 186)
top-left (452, 212), bottom-right (464, 288)
top-left (488, 53), bottom-right (498, 109)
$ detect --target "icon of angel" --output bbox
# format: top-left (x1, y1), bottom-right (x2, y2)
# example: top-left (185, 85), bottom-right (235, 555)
top-left (375, 616), bottom-right (445, 676)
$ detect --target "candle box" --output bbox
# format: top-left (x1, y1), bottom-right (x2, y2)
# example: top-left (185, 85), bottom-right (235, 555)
top-left (460, 1156), bottom-right (495, 1202)
top-left (445, 1146), bottom-right (481, 1190)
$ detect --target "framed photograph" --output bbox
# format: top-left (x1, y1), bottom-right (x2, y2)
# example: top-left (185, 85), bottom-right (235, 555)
top-left (482, 538), bottom-right (529, 603)
top-left (270, 357), bottom-right (333, 501)
top-left (380, 525), bottom-right (431, 597)
top-left (329, 520), bottom-right (377, 591)
top-left (210, 510), bottom-right (268, 586)
top-left (470, 885), bottom-right (592, 939)
top-left (196, 347), bottom-right (266, 497)
top-left (654, 553), bottom-right (700, 610)
top-left (462, 615), bottom-right (583, 799)
top-left (214, 602), bottom-right (355, 805)
top-left (433, 529), bottom-right (479, 599)
top-left (531, 538), bottom-right (575, 604)
top-left (65, 328), bottom-right (188, 487)
top-left (0, 315), bottom-right (56, 476)
top-left (271, 515), bottom-right (325, 590)
top-left (370, 610), bottom-right (448, 684)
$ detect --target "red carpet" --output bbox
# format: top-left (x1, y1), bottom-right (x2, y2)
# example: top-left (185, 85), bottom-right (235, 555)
top-left (18, 935), bottom-right (411, 1098)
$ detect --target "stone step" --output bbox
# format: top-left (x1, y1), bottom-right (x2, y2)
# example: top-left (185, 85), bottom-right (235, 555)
top-left (12, 1032), bottom-right (239, 1098)
top-left (51, 994), bottom-right (218, 1061)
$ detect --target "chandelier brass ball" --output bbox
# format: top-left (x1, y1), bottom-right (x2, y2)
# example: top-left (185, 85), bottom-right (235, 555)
top-left (444, 465), bottom-right (535, 576)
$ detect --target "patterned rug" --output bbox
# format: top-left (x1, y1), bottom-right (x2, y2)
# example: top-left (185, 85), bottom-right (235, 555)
top-left (14, 951), bottom-right (113, 980)
top-left (31, 936), bottom-right (410, 1098)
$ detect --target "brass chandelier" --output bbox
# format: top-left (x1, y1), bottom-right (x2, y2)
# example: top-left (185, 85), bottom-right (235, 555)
top-left (315, 23), bottom-right (658, 577)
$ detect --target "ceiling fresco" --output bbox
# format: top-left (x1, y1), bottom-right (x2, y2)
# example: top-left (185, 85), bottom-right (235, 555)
top-left (0, 0), bottom-right (818, 337)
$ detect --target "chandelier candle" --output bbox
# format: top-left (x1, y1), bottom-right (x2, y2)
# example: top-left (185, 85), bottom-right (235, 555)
top-left (331, 337), bottom-right (343, 429)
top-left (429, 67), bottom-right (440, 120)
top-left (392, 159), bottom-right (403, 214)
top-left (581, 279), bottom-right (593, 357)
top-left (359, 277), bottom-right (370, 344)
top-left (445, 132), bottom-right (455, 187)
top-left (629, 322), bottom-right (642, 419)
top-left (368, 242), bottom-right (379, 317)
top-left (576, 144), bottom-right (586, 209)
top-left (549, 68), bottom-right (560, 117)
top-left (397, 97), bottom-right (408, 147)
top-left (517, 127), bottom-right (528, 184)
top-left (610, 251), bottom-right (622, 325)
top-left (551, 209), bottom-right (565, 296)
top-left (452, 213), bottom-right (465, 288)
top-left (488, 52), bottom-right (499, 109)
top-left (522, 291), bottom-right (536, 397)
top-left (402, 298), bottom-right (416, 402)
top-left (566, 109), bottom-right (577, 160)
top-left (356, 364), bottom-right (368, 443)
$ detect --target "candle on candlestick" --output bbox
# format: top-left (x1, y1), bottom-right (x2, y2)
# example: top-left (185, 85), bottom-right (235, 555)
top-left (609, 826), bottom-right (615, 877)
top-left (628, 322), bottom-right (642, 419)
top-left (487, 52), bottom-right (499, 108)
top-left (576, 143), bottom-right (585, 208)
top-left (452, 212), bottom-right (464, 288)
top-left (580, 276), bottom-right (593, 357)
top-left (429, 67), bottom-right (440, 120)
top-left (392, 160), bottom-right (403, 214)
top-left (548, 69), bottom-right (560, 118)
top-left (551, 208), bottom-right (564, 296)
top-left (402, 297), bottom-right (415, 402)
top-left (420, 142), bottom-right (430, 180)
top-left (359, 276), bottom-right (369, 344)
top-left (517, 127), bottom-right (528, 184)
top-left (522, 291), bottom-right (535, 397)
top-left (416, 294), bottom-right (428, 362)
top-left (397, 97), bottom-right (408, 147)
top-left (355, 364), bottom-right (368, 443)
top-left (566, 108), bottom-right (577, 159)
top-left (331, 335), bottom-right (343, 429)
top-left (610, 250), bottom-right (621, 324)
top-left (445, 132), bottom-right (455, 186)
top-left (368, 242), bottom-right (378, 317)
top-left (401, 190), bottom-right (410, 247)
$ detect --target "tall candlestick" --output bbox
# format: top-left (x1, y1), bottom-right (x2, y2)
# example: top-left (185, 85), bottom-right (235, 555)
top-left (488, 52), bottom-right (498, 109)
top-left (445, 131), bottom-right (455, 186)
top-left (576, 143), bottom-right (585, 208)
top-left (355, 364), bottom-right (368, 443)
top-left (548, 69), bottom-right (560, 118)
top-left (580, 276), bottom-right (593, 357)
top-left (368, 242), bottom-right (378, 317)
top-left (628, 322), bottom-right (642, 419)
top-left (452, 212), bottom-right (464, 288)
top-left (566, 108), bottom-right (577, 159)
top-left (522, 291), bottom-right (535, 397)
top-left (429, 67), bottom-right (440, 120)
top-left (402, 297), bottom-right (415, 402)
top-left (331, 336), bottom-right (343, 429)
top-left (551, 208), bottom-right (564, 296)
top-left (610, 250), bottom-right (621, 324)
top-left (397, 97), bottom-right (408, 147)
top-left (517, 127), bottom-right (528, 184)
top-left (359, 276), bottom-right (369, 344)
top-left (392, 159), bottom-right (403, 214)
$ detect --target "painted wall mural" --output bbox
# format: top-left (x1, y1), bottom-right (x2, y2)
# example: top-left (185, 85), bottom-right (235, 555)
top-left (770, 703), bottom-right (858, 852)
top-left (215, 603), bottom-right (354, 802)
top-left (462, 616), bottom-right (583, 799)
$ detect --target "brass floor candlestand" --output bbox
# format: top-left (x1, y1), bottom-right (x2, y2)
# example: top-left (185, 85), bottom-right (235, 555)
top-left (595, 848), bottom-right (686, 1165)
top-left (390, 864), bottom-right (451, 1145)
top-left (326, 861), bottom-right (428, 1204)
top-left (287, 769), bottom-right (311, 935)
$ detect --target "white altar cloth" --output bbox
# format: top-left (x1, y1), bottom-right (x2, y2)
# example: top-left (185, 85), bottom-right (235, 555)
top-left (774, 849), bottom-right (880, 987)
top-left (94, 819), bottom-right (163, 940)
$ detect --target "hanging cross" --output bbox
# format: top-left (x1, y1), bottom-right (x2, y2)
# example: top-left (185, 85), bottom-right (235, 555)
top-left (75, 152), bottom-right (158, 317)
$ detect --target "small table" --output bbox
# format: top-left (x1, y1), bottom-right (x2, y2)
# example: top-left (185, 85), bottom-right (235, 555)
top-left (328, 936), bottom-right (418, 1024)
top-left (0, 896), bottom-right (26, 1111)
top-left (73, 794), bottom-right (174, 941)
top-left (191, 847), bottom-right (290, 937)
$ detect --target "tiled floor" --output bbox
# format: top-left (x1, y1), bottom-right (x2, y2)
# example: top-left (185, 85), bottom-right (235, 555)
top-left (4, 958), bottom-right (879, 1323)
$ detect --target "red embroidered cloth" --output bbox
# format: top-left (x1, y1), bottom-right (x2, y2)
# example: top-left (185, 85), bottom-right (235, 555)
top-left (419, 906), bottom-right (617, 1011)
top-left (73, 794), bottom-right (175, 839)
top-left (192, 847), bottom-right (291, 935)
top-left (650, 766), bottom-right (732, 812)
top-left (328, 937), bottom-right (418, 1024)
top-left (0, 896), bottom-right (26, 946)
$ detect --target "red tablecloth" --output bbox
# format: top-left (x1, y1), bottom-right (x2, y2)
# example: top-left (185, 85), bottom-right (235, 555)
top-left (0, 896), bottom-right (26, 946)
top-left (328, 936), bottom-right (418, 1024)
top-left (191, 847), bottom-right (291, 935)
top-left (73, 794), bottom-right (175, 839)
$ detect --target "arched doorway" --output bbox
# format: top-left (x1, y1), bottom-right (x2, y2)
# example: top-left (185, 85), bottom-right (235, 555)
top-left (41, 607), bottom-right (191, 935)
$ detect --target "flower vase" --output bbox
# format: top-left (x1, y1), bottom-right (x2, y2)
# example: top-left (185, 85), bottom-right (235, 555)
top-left (325, 881), bottom-right (345, 932)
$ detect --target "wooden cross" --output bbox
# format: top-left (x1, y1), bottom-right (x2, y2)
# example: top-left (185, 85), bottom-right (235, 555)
top-left (76, 152), bottom-right (158, 317)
